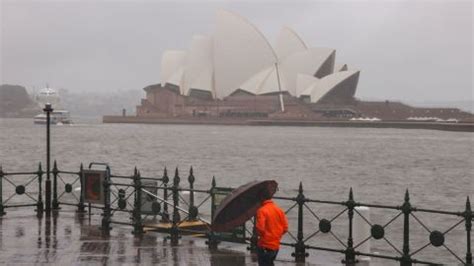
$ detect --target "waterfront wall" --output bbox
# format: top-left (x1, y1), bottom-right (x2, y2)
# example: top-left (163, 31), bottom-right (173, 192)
top-left (103, 115), bottom-right (474, 132)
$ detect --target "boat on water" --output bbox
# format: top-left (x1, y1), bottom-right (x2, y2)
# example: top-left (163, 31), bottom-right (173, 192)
top-left (33, 110), bottom-right (71, 125)
top-left (34, 86), bottom-right (72, 125)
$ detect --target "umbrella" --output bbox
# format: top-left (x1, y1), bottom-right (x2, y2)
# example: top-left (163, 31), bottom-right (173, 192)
top-left (212, 180), bottom-right (278, 232)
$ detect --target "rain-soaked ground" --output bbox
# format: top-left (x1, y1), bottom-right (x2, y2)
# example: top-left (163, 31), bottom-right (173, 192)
top-left (0, 209), bottom-right (313, 265)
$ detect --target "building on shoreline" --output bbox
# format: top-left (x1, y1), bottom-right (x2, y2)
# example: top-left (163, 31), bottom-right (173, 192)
top-left (131, 10), bottom-right (473, 123)
top-left (136, 83), bottom-right (473, 122)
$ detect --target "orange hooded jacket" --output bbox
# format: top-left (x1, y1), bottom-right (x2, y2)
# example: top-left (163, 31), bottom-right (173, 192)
top-left (256, 200), bottom-right (289, 250)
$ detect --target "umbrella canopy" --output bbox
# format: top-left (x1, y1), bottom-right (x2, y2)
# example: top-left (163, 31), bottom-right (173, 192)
top-left (212, 180), bottom-right (278, 232)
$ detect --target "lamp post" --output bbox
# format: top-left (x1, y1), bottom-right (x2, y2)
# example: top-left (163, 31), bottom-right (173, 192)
top-left (43, 103), bottom-right (53, 213)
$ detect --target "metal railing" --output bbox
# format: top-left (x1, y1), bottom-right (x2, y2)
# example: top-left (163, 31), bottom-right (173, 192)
top-left (0, 162), bottom-right (471, 265)
top-left (0, 163), bottom-right (43, 216)
top-left (274, 183), bottom-right (472, 265)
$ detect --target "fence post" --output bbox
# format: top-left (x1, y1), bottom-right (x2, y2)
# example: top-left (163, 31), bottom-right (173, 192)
top-left (207, 176), bottom-right (219, 249)
top-left (188, 166), bottom-right (197, 221)
top-left (133, 168), bottom-right (143, 235)
top-left (52, 160), bottom-right (59, 210)
top-left (101, 166), bottom-right (111, 233)
top-left (465, 197), bottom-right (472, 265)
top-left (292, 182), bottom-right (308, 262)
top-left (37, 162), bottom-right (44, 216)
top-left (248, 216), bottom-right (258, 253)
top-left (161, 168), bottom-right (170, 222)
top-left (44, 104), bottom-right (52, 214)
top-left (170, 167), bottom-right (180, 244)
top-left (400, 189), bottom-right (412, 266)
top-left (77, 163), bottom-right (86, 213)
top-left (0, 165), bottom-right (5, 216)
top-left (344, 188), bottom-right (356, 265)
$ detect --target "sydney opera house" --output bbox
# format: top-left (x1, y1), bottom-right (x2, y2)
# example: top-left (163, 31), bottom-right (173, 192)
top-left (130, 10), bottom-right (472, 124)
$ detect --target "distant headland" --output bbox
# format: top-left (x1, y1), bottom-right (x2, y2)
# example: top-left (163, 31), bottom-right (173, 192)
top-left (0, 84), bottom-right (40, 118)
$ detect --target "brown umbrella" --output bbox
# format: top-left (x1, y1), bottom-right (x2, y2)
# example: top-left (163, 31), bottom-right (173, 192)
top-left (212, 180), bottom-right (278, 232)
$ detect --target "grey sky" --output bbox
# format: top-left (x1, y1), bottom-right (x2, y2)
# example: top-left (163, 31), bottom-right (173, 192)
top-left (1, 0), bottom-right (472, 103)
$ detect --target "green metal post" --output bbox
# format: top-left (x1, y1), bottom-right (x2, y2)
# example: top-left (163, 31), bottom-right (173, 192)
top-left (466, 197), bottom-right (472, 266)
top-left (401, 189), bottom-right (412, 266)
top-left (101, 166), bottom-right (111, 232)
top-left (210, 176), bottom-right (216, 214)
top-left (344, 188), bottom-right (356, 265)
top-left (170, 167), bottom-right (180, 244)
top-left (188, 167), bottom-right (197, 221)
top-left (161, 168), bottom-right (170, 222)
top-left (44, 104), bottom-right (53, 214)
top-left (77, 163), bottom-right (86, 213)
top-left (207, 176), bottom-right (219, 249)
top-left (248, 217), bottom-right (258, 253)
top-left (0, 165), bottom-right (5, 216)
top-left (292, 182), bottom-right (308, 262)
top-left (52, 160), bottom-right (59, 209)
top-left (37, 162), bottom-right (44, 216)
top-left (133, 168), bottom-right (143, 235)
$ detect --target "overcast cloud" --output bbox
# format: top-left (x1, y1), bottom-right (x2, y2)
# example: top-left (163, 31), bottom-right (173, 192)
top-left (1, 0), bottom-right (472, 103)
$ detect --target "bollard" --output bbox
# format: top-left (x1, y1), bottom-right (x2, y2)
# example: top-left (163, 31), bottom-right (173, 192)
top-left (52, 160), bottom-right (59, 210)
top-left (187, 167), bottom-right (197, 221)
top-left (161, 168), bottom-right (170, 222)
top-left (0, 165), bottom-right (5, 216)
top-left (400, 189), bottom-right (412, 266)
top-left (465, 197), bottom-right (472, 265)
top-left (354, 206), bottom-right (371, 262)
top-left (133, 168), bottom-right (143, 235)
top-left (292, 182), bottom-right (308, 262)
top-left (36, 162), bottom-right (44, 216)
top-left (77, 163), bottom-right (86, 213)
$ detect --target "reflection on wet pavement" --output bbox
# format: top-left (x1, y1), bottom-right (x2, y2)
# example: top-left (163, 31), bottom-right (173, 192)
top-left (0, 210), bottom-right (302, 265)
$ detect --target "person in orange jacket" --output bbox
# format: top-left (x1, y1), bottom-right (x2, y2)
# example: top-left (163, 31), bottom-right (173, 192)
top-left (255, 188), bottom-right (289, 266)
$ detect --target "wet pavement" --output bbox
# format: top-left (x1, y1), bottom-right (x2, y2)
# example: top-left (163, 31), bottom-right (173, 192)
top-left (0, 209), bottom-right (313, 265)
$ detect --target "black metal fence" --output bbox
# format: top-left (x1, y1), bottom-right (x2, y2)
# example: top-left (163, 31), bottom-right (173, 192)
top-left (0, 162), bottom-right (472, 265)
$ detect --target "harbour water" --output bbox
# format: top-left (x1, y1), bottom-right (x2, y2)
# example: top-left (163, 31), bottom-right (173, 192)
top-left (0, 118), bottom-right (472, 264)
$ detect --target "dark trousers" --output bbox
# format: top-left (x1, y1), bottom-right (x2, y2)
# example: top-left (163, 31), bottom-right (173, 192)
top-left (257, 246), bottom-right (279, 266)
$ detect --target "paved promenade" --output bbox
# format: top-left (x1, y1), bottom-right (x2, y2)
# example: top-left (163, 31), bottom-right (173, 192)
top-left (0, 209), bottom-right (313, 265)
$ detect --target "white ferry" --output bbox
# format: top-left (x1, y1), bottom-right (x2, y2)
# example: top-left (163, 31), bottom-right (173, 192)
top-left (34, 86), bottom-right (72, 125)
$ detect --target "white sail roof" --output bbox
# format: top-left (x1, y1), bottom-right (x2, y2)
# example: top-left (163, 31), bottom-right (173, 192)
top-left (183, 35), bottom-right (214, 95)
top-left (296, 74), bottom-right (319, 97)
top-left (257, 65), bottom-right (288, 95)
top-left (165, 67), bottom-right (185, 90)
top-left (237, 47), bottom-right (335, 96)
top-left (188, 68), bottom-right (214, 96)
top-left (161, 50), bottom-right (186, 85)
top-left (157, 10), bottom-right (359, 102)
top-left (275, 26), bottom-right (307, 60)
top-left (334, 64), bottom-right (348, 72)
top-left (238, 66), bottom-right (274, 94)
top-left (310, 70), bottom-right (360, 103)
top-left (279, 47), bottom-right (335, 96)
top-left (214, 10), bottom-right (277, 98)
top-left (238, 65), bottom-right (289, 95)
